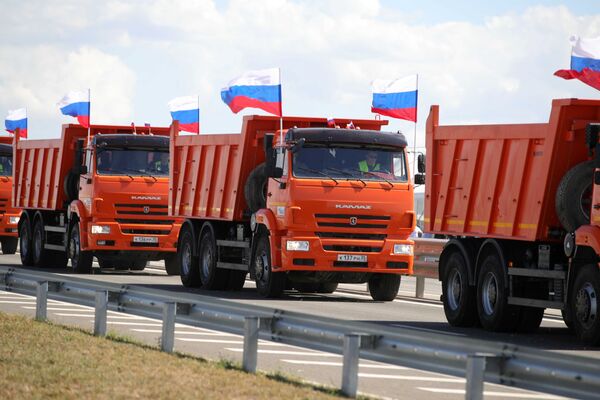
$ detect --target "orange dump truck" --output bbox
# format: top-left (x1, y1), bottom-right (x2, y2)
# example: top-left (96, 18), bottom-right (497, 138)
top-left (14, 124), bottom-right (181, 274)
top-left (170, 115), bottom-right (415, 299)
top-left (0, 136), bottom-right (19, 254)
top-left (422, 98), bottom-right (600, 344)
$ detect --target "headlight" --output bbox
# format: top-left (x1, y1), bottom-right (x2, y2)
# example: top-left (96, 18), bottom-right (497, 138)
top-left (91, 225), bottom-right (111, 234)
top-left (286, 240), bottom-right (309, 251)
top-left (9, 216), bottom-right (19, 225)
top-left (393, 244), bottom-right (413, 255)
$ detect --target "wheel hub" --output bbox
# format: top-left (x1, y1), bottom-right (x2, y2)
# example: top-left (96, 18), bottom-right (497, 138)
top-left (447, 269), bottom-right (462, 311)
top-left (482, 272), bottom-right (498, 316)
top-left (182, 243), bottom-right (191, 275)
top-left (575, 283), bottom-right (597, 328)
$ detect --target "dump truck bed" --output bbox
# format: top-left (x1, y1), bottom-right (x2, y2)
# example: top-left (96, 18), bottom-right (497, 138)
top-left (169, 115), bottom-right (387, 222)
top-left (425, 98), bottom-right (600, 241)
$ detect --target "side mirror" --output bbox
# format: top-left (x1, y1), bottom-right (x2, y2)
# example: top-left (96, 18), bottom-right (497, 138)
top-left (263, 133), bottom-right (283, 178)
top-left (414, 173), bottom-right (425, 185)
top-left (417, 153), bottom-right (425, 173)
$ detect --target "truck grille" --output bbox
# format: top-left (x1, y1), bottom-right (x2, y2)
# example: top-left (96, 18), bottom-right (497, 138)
top-left (115, 218), bottom-right (174, 225)
top-left (115, 203), bottom-right (168, 216)
top-left (316, 232), bottom-right (387, 240)
top-left (314, 213), bottom-right (390, 229)
top-left (323, 245), bottom-right (382, 253)
top-left (122, 229), bottom-right (170, 235)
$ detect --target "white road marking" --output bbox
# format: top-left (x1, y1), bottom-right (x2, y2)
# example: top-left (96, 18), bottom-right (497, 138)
top-left (359, 373), bottom-right (463, 382)
top-left (177, 338), bottom-right (285, 346)
top-left (281, 360), bottom-right (408, 369)
top-left (418, 388), bottom-right (564, 399)
top-left (226, 348), bottom-right (341, 357)
top-left (0, 300), bottom-right (36, 304)
top-left (131, 329), bottom-right (237, 336)
top-left (22, 307), bottom-right (94, 312)
top-left (107, 321), bottom-right (163, 327)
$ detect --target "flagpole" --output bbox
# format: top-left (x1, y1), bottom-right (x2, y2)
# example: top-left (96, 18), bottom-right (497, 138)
top-left (279, 68), bottom-right (283, 145)
top-left (198, 95), bottom-right (201, 134)
top-left (87, 88), bottom-right (91, 144)
top-left (412, 74), bottom-right (419, 176)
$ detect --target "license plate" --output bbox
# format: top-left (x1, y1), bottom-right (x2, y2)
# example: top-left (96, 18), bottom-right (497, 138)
top-left (337, 254), bottom-right (367, 262)
top-left (133, 236), bottom-right (158, 244)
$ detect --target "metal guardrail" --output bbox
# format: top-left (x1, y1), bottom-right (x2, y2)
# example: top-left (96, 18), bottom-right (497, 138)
top-left (412, 238), bottom-right (445, 297)
top-left (2, 266), bottom-right (599, 400)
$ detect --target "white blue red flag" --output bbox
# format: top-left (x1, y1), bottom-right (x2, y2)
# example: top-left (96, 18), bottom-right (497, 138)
top-left (5, 108), bottom-right (27, 138)
top-left (58, 90), bottom-right (90, 128)
top-left (168, 96), bottom-right (199, 134)
top-left (371, 75), bottom-right (418, 122)
top-left (555, 36), bottom-right (600, 91)
top-left (221, 68), bottom-right (282, 117)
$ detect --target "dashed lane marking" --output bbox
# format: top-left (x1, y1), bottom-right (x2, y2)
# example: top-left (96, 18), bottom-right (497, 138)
top-left (177, 338), bottom-right (285, 345)
top-left (107, 321), bottom-right (163, 327)
top-left (417, 388), bottom-right (565, 399)
top-left (0, 300), bottom-right (36, 304)
top-left (359, 373), bottom-right (463, 382)
top-left (226, 348), bottom-right (342, 357)
top-left (131, 329), bottom-right (238, 336)
top-left (281, 360), bottom-right (408, 369)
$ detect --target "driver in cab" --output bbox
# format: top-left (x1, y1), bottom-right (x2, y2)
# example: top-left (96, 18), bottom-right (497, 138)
top-left (358, 151), bottom-right (380, 173)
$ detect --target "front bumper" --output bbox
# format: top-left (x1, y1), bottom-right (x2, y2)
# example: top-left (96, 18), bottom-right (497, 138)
top-left (86, 220), bottom-right (181, 252)
top-left (279, 235), bottom-right (413, 274)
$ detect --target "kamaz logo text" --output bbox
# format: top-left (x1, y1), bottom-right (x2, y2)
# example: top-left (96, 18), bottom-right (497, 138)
top-left (335, 204), bottom-right (372, 210)
top-left (131, 196), bottom-right (162, 201)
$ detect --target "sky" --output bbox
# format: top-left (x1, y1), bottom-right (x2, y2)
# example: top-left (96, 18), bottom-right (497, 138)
top-left (1, 0), bottom-right (599, 151)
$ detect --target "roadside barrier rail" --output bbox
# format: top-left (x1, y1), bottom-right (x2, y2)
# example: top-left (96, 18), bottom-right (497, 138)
top-left (412, 238), bottom-right (446, 297)
top-left (2, 266), bottom-right (599, 399)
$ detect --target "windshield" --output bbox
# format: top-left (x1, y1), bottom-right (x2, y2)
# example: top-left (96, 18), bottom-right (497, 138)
top-left (292, 145), bottom-right (407, 182)
top-left (0, 154), bottom-right (12, 176)
top-left (96, 148), bottom-right (169, 176)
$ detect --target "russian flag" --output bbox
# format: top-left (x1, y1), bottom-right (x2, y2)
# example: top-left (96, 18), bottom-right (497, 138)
top-left (57, 90), bottom-right (90, 128)
top-left (221, 68), bottom-right (282, 117)
top-left (555, 36), bottom-right (600, 91)
top-left (5, 108), bottom-right (27, 138)
top-left (168, 96), bottom-right (199, 134)
top-left (371, 75), bottom-right (418, 122)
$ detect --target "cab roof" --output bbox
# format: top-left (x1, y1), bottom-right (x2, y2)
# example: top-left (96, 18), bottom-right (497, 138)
top-left (285, 127), bottom-right (407, 148)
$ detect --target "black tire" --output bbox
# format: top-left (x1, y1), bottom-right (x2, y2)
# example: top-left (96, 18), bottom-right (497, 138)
top-left (244, 163), bottom-right (268, 213)
top-left (1, 237), bottom-right (18, 255)
top-left (68, 221), bottom-right (93, 273)
top-left (442, 252), bottom-right (477, 327)
top-left (98, 258), bottom-right (115, 269)
top-left (556, 160), bottom-right (593, 232)
top-left (476, 253), bottom-right (520, 332)
top-left (199, 228), bottom-right (228, 290)
top-left (130, 260), bottom-right (146, 271)
top-left (32, 218), bottom-right (49, 267)
top-left (570, 264), bottom-right (600, 346)
top-left (226, 270), bottom-right (247, 291)
top-left (368, 274), bottom-right (401, 301)
top-left (179, 228), bottom-right (201, 287)
top-left (19, 217), bottom-right (33, 266)
top-left (294, 282), bottom-right (320, 293)
top-left (164, 254), bottom-right (180, 276)
top-left (253, 234), bottom-right (285, 298)
top-left (317, 282), bottom-right (338, 294)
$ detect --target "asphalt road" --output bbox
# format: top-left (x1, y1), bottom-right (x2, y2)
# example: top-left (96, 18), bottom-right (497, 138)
top-left (1, 253), bottom-right (593, 399)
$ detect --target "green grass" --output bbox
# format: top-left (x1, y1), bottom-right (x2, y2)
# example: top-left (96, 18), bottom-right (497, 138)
top-left (0, 312), bottom-right (347, 399)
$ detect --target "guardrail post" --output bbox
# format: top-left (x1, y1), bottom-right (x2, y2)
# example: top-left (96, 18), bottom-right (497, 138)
top-left (35, 281), bottom-right (48, 321)
top-left (465, 353), bottom-right (487, 400)
top-left (243, 316), bottom-right (259, 373)
top-left (341, 333), bottom-right (361, 398)
top-left (94, 290), bottom-right (108, 336)
top-left (161, 302), bottom-right (176, 353)
top-left (415, 276), bottom-right (425, 298)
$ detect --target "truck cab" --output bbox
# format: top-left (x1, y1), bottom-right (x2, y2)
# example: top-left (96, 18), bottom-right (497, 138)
top-left (0, 139), bottom-right (19, 254)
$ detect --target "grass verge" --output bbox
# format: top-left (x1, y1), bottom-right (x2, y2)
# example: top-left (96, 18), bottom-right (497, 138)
top-left (0, 312), bottom-right (348, 399)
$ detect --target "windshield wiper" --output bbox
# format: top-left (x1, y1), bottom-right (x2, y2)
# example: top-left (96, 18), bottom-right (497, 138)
top-left (324, 167), bottom-right (367, 187)
top-left (358, 169), bottom-right (394, 189)
top-left (296, 166), bottom-right (338, 184)
top-left (121, 168), bottom-right (157, 182)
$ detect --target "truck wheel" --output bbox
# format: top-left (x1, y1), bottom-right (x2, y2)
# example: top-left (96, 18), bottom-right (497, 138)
top-left (570, 264), bottom-right (600, 346)
top-left (19, 217), bottom-right (33, 266)
top-left (253, 234), bottom-right (285, 298)
top-left (164, 254), bottom-right (180, 275)
top-left (227, 271), bottom-right (247, 291)
top-left (368, 274), bottom-right (401, 301)
top-left (244, 163), bottom-right (267, 213)
top-left (476, 254), bottom-right (519, 332)
top-left (130, 260), bottom-right (146, 271)
top-left (199, 229), bottom-right (228, 290)
top-left (1, 237), bottom-right (18, 255)
top-left (32, 218), bottom-right (49, 267)
top-left (317, 282), bottom-right (338, 294)
top-left (179, 228), bottom-right (201, 287)
top-left (442, 252), bottom-right (477, 327)
top-left (68, 221), bottom-right (93, 273)
top-left (556, 160), bottom-right (593, 232)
